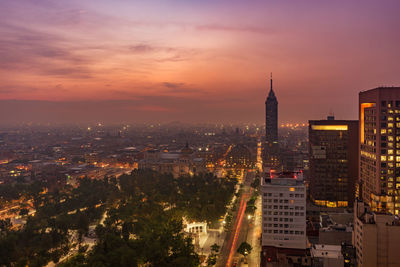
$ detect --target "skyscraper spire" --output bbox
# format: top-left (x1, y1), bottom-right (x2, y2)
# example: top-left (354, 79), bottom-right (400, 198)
top-left (268, 73), bottom-right (276, 99)
top-left (270, 72), bottom-right (273, 91)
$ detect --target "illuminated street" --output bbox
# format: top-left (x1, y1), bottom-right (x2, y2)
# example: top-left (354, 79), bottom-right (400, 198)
top-left (241, 195), bottom-right (262, 267)
top-left (218, 171), bottom-right (259, 267)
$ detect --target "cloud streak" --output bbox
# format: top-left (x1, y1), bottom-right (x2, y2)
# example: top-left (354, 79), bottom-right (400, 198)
top-left (196, 24), bottom-right (274, 35)
top-left (0, 23), bottom-right (93, 78)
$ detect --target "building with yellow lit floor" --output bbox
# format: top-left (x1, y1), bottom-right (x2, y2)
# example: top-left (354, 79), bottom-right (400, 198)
top-left (308, 117), bottom-right (359, 208)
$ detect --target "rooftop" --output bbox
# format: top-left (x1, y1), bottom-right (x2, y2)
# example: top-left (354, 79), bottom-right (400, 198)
top-left (311, 244), bottom-right (343, 259)
top-left (262, 170), bottom-right (304, 186)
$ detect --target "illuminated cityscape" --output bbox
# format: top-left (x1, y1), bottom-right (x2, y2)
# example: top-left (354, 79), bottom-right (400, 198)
top-left (1, 1), bottom-right (400, 267)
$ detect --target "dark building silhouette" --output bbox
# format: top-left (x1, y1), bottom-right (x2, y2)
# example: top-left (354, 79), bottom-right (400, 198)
top-left (309, 117), bottom-right (359, 208)
top-left (264, 75), bottom-right (280, 168)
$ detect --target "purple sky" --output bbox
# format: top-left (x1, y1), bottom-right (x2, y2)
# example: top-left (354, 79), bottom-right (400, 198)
top-left (1, 0), bottom-right (400, 124)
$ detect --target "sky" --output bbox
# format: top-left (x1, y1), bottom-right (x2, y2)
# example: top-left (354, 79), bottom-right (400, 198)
top-left (1, 0), bottom-right (400, 124)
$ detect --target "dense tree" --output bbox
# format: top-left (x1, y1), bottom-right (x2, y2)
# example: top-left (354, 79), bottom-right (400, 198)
top-left (206, 254), bottom-right (217, 266)
top-left (237, 242), bottom-right (252, 258)
top-left (1, 170), bottom-right (235, 266)
top-left (211, 243), bottom-right (220, 253)
top-left (251, 177), bottom-right (260, 189)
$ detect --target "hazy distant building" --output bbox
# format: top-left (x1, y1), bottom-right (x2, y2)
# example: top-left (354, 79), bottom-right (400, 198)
top-left (353, 200), bottom-right (400, 267)
top-left (264, 75), bottom-right (280, 168)
top-left (359, 87), bottom-right (400, 214)
top-left (138, 145), bottom-right (206, 178)
top-left (280, 149), bottom-right (308, 172)
top-left (225, 144), bottom-right (255, 169)
top-left (309, 117), bottom-right (359, 208)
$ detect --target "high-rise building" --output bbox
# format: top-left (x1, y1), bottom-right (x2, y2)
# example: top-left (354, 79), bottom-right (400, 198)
top-left (261, 171), bottom-right (307, 248)
top-left (359, 87), bottom-right (400, 214)
top-left (309, 117), bottom-right (359, 208)
top-left (261, 171), bottom-right (309, 265)
top-left (264, 75), bottom-right (279, 168)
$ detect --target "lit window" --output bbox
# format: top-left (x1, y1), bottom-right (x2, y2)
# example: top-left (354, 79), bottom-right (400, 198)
top-left (381, 129), bottom-right (387, 134)
top-left (389, 149), bottom-right (394, 155)
top-left (289, 187), bottom-right (295, 192)
top-left (311, 125), bottom-right (348, 131)
top-left (381, 155), bottom-right (387, 161)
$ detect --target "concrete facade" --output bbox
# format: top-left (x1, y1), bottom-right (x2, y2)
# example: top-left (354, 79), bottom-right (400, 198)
top-left (353, 200), bottom-right (400, 267)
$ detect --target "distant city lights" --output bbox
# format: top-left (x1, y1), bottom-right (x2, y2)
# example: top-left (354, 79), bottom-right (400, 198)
top-left (280, 123), bottom-right (307, 128)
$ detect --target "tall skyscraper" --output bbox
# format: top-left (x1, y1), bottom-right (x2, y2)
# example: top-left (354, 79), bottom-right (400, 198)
top-left (359, 87), bottom-right (400, 214)
top-left (309, 117), bottom-right (359, 208)
top-left (264, 74), bottom-right (279, 168)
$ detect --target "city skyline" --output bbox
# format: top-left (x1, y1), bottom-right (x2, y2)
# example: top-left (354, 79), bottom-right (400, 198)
top-left (1, 0), bottom-right (400, 124)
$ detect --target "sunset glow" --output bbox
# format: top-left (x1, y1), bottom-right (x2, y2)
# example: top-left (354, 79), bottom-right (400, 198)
top-left (1, 0), bottom-right (400, 123)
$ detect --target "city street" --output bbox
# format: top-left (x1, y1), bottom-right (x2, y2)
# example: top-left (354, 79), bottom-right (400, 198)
top-left (218, 171), bottom-right (261, 267)
top-left (240, 195), bottom-right (262, 267)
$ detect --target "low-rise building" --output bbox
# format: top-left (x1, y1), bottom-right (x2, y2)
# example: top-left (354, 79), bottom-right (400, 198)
top-left (319, 213), bottom-right (353, 246)
top-left (353, 200), bottom-right (400, 267)
top-left (311, 244), bottom-right (344, 267)
top-left (139, 146), bottom-right (206, 178)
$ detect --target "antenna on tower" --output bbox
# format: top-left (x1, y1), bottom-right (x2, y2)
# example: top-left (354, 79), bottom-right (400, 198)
top-left (270, 72), bottom-right (273, 91)
top-left (328, 109), bottom-right (335, 120)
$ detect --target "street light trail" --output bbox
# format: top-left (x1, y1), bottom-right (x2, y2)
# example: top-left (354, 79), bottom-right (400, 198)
top-left (226, 200), bottom-right (247, 267)
top-left (226, 197), bottom-right (245, 256)
top-left (226, 187), bottom-right (254, 267)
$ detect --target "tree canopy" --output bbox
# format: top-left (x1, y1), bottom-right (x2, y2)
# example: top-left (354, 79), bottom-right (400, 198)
top-left (0, 170), bottom-right (235, 266)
